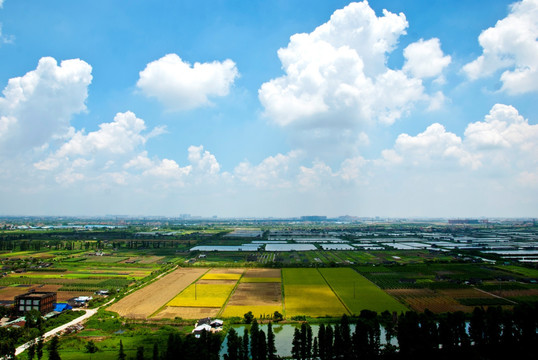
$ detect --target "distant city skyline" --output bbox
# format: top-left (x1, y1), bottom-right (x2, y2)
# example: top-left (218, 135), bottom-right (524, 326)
top-left (0, 0), bottom-right (537, 218)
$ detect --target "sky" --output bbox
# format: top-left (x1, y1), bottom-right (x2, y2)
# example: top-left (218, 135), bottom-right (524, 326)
top-left (0, 0), bottom-right (537, 218)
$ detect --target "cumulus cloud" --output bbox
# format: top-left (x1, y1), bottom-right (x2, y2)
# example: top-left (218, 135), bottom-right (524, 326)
top-left (403, 38), bottom-right (451, 79)
top-left (137, 53), bottom-right (239, 111)
top-left (234, 150), bottom-right (303, 188)
top-left (34, 111), bottom-right (167, 185)
top-left (259, 0), bottom-right (447, 145)
top-left (381, 103), bottom-right (537, 173)
top-left (0, 57), bottom-right (92, 155)
top-left (463, 0), bottom-right (538, 94)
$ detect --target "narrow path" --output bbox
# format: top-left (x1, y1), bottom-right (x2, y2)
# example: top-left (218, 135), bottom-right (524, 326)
top-left (14, 298), bottom-right (116, 356)
top-left (474, 287), bottom-right (517, 305)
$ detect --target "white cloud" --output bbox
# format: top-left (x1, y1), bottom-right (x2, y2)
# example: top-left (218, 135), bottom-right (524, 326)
top-left (234, 150), bottom-right (303, 188)
top-left (463, 0), bottom-right (538, 94)
top-left (381, 103), bottom-right (538, 173)
top-left (0, 1), bottom-right (4, 8)
top-left (137, 53), bottom-right (239, 111)
top-left (56, 111), bottom-right (149, 157)
top-left (0, 57), bottom-right (92, 155)
top-left (383, 123), bottom-right (480, 169)
top-left (259, 0), bottom-right (446, 143)
top-left (403, 38), bottom-right (451, 79)
top-left (188, 145), bottom-right (220, 176)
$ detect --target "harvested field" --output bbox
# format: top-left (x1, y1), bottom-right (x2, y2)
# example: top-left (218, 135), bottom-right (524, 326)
top-left (56, 291), bottom-right (94, 302)
top-left (243, 269), bottom-right (281, 278)
top-left (386, 288), bottom-right (470, 313)
top-left (138, 256), bottom-right (164, 264)
top-left (221, 305), bottom-right (282, 318)
top-left (438, 288), bottom-right (497, 299)
top-left (227, 282), bottom-right (281, 306)
top-left (108, 267), bottom-right (207, 319)
top-left (152, 306), bottom-right (219, 320)
top-left (489, 289), bottom-right (538, 298)
top-left (0, 286), bottom-right (34, 300)
top-left (241, 278), bottom-right (281, 283)
top-left (207, 268), bottom-right (244, 274)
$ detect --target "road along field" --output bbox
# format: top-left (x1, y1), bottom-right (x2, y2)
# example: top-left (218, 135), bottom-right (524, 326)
top-left (282, 268), bottom-right (348, 317)
top-left (221, 269), bottom-right (282, 318)
top-left (108, 267), bottom-right (207, 319)
top-left (319, 268), bottom-right (408, 314)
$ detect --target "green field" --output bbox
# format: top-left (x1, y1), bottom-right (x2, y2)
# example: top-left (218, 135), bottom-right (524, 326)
top-left (319, 268), bottom-right (408, 314)
top-left (282, 268), bottom-right (348, 317)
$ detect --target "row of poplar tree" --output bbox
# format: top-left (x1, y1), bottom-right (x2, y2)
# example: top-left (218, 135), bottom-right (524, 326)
top-left (219, 303), bottom-right (538, 360)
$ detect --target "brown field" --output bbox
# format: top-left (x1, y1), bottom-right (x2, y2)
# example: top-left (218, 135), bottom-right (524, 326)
top-left (386, 288), bottom-right (470, 313)
top-left (489, 289), bottom-right (538, 298)
top-left (138, 256), bottom-right (164, 264)
top-left (152, 306), bottom-right (219, 320)
top-left (0, 286), bottom-right (34, 300)
top-left (207, 268), bottom-right (244, 275)
top-left (243, 269), bottom-right (281, 278)
top-left (438, 288), bottom-right (498, 299)
top-left (226, 282), bottom-right (281, 306)
top-left (108, 267), bottom-right (208, 319)
top-left (0, 284), bottom-right (93, 302)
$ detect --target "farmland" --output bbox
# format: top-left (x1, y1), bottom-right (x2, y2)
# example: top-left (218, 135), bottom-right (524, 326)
top-left (319, 268), bottom-right (408, 314)
top-left (282, 268), bottom-right (348, 317)
top-left (108, 267), bottom-right (207, 318)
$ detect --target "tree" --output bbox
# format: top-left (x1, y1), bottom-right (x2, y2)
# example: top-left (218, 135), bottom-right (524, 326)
top-left (241, 329), bottom-right (249, 360)
top-left (291, 328), bottom-right (302, 360)
top-left (152, 343), bottom-right (159, 360)
top-left (256, 330), bottom-right (267, 360)
top-left (36, 337), bottom-right (44, 360)
top-left (267, 322), bottom-right (277, 360)
top-left (273, 311), bottom-right (283, 322)
top-left (136, 346), bottom-right (145, 360)
top-left (118, 340), bottom-right (126, 360)
top-left (244, 311), bottom-right (254, 324)
top-left (28, 341), bottom-right (36, 360)
top-left (224, 328), bottom-right (240, 360)
top-left (48, 336), bottom-right (61, 360)
top-left (250, 319), bottom-right (260, 360)
top-left (85, 341), bottom-right (98, 354)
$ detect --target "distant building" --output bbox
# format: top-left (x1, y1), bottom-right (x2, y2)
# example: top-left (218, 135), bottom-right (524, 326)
top-left (300, 216), bottom-right (327, 222)
top-left (448, 219), bottom-right (480, 225)
top-left (14, 291), bottom-right (56, 315)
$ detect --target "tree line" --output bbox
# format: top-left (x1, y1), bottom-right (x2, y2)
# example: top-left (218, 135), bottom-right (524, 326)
top-left (221, 304), bottom-right (537, 360)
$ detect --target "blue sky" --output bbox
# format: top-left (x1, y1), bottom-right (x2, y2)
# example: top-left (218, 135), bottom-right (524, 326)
top-left (0, 0), bottom-right (537, 218)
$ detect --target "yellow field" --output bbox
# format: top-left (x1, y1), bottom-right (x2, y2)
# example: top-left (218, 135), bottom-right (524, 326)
top-left (240, 277), bottom-right (281, 283)
top-left (221, 305), bottom-right (282, 318)
top-left (284, 285), bottom-right (349, 317)
top-left (167, 283), bottom-right (235, 307)
top-left (201, 273), bottom-right (242, 280)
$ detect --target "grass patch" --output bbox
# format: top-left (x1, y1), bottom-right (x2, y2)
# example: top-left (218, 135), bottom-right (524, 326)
top-left (319, 268), bottom-right (408, 314)
top-left (282, 269), bottom-right (348, 317)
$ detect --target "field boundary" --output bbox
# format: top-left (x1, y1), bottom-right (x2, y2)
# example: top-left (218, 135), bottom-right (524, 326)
top-left (217, 271), bottom-right (245, 317)
top-left (317, 268), bottom-right (352, 315)
top-left (149, 267), bottom-right (211, 318)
